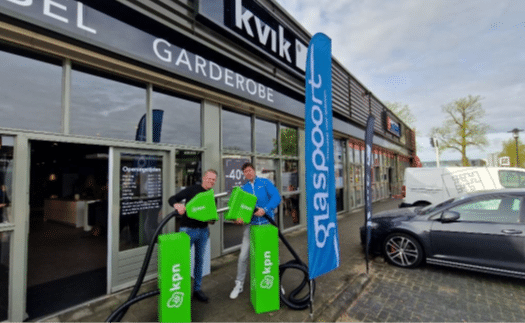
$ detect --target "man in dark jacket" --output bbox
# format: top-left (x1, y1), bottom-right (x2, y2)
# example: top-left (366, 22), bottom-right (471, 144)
top-left (168, 169), bottom-right (217, 303)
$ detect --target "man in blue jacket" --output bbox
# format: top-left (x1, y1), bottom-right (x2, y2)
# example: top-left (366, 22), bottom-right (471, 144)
top-left (229, 162), bottom-right (281, 299)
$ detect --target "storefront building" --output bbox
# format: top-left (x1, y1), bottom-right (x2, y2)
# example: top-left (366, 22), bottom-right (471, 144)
top-left (0, 0), bottom-right (417, 320)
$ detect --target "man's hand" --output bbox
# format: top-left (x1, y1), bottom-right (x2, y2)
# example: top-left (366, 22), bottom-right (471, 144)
top-left (173, 203), bottom-right (185, 215)
top-left (234, 218), bottom-right (244, 225)
top-left (208, 220), bottom-right (216, 225)
top-left (254, 208), bottom-right (265, 217)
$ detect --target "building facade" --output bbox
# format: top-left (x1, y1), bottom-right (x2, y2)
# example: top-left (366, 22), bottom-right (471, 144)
top-left (0, 0), bottom-right (416, 320)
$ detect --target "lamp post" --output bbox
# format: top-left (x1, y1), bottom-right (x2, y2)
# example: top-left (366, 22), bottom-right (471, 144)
top-left (508, 128), bottom-right (524, 167)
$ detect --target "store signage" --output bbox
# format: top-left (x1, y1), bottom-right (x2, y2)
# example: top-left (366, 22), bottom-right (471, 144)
top-left (305, 33), bottom-right (340, 280)
top-left (0, 0), bottom-right (304, 117)
top-left (198, 0), bottom-right (308, 75)
top-left (386, 115), bottom-right (401, 137)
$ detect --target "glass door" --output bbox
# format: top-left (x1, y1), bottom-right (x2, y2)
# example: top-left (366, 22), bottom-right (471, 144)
top-left (108, 148), bottom-right (169, 293)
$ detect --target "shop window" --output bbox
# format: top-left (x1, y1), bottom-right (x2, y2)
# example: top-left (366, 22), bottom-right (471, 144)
top-left (71, 68), bottom-right (146, 141)
top-left (256, 159), bottom-right (278, 185)
top-left (175, 150), bottom-right (202, 192)
top-left (0, 231), bottom-right (10, 321)
top-left (280, 125), bottom-right (298, 156)
top-left (222, 110), bottom-right (252, 152)
top-left (255, 118), bottom-right (277, 154)
top-left (282, 160), bottom-right (298, 192)
top-left (0, 49), bottom-right (62, 132)
top-left (119, 154), bottom-right (163, 251)
top-left (0, 136), bottom-right (13, 224)
top-left (222, 156), bottom-right (250, 250)
top-left (153, 90), bottom-right (201, 146)
top-left (282, 194), bottom-right (299, 229)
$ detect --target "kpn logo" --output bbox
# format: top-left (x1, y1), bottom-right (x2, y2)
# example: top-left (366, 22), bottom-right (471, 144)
top-left (192, 206), bottom-right (205, 213)
top-left (260, 251), bottom-right (274, 289)
top-left (167, 263), bottom-right (184, 308)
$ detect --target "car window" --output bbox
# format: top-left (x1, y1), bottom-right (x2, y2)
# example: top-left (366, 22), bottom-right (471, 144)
top-left (418, 198), bottom-right (456, 215)
top-left (499, 170), bottom-right (525, 188)
top-left (449, 197), bottom-right (521, 223)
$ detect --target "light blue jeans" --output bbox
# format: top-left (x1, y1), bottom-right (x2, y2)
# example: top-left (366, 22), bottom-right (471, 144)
top-left (235, 225), bottom-right (251, 284)
top-left (179, 226), bottom-right (209, 291)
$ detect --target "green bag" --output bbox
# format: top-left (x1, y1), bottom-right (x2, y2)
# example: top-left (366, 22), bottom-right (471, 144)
top-left (185, 189), bottom-right (219, 221)
top-left (250, 224), bottom-right (280, 314)
top-left (158, 232), bottom-right (191, 322)
top-left (224, 187), bottom-right (258, 223)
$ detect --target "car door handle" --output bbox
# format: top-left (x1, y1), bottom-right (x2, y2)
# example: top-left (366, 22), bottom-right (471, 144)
top-left (501, 229), bottom-right (523, 235)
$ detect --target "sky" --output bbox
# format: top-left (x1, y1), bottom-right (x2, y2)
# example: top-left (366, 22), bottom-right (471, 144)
top-left (276, 0), bottom-right (525, 162)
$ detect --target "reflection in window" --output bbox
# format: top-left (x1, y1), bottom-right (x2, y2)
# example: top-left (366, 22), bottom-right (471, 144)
top-left (154, 91), bottom-right (201, 146)
top-left (0, 231), bottom-right (10, 321)
top-left (175, 150), bottom-right (202, 192)
top-left (255, 118), bottom-right (277, 154)
top-left (71, 69), bottom-right (146, 141)
top-left (452, 197), bottom-right (521, 223)
top-left (282, 160), bottom-right (298, 192)
top-left (283, 194), bottom-right (299, 229)
top-left (0, 50), bottom-right (62, 132)
top-left (499, 170), bottom-right (525, 188)
top-left (280, 125), bottom-right (298, 156)
top-left (0, 136), bottom-right (13, 224)
top-left (222, 110), bottom-right (251, 151)
top-left (256, 159), bottom-right (277, 185)
top-left (119, 154), bottom-right (163, 251)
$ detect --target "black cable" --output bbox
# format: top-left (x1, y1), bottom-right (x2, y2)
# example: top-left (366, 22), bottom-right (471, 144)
top-left (263, 213), bottom-right (315, 310)
top-left (107, 207), bottom-right (314, 322)
top-left (105, 290), bottom-right (160, 322)
top-left (108, 210), bottom-right (179, 322)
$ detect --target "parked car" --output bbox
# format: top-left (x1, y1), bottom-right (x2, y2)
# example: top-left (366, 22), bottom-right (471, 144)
top-left (360, 189), bottom-right (525, 278)
top-left (400, 167), bottom-right (525, 208)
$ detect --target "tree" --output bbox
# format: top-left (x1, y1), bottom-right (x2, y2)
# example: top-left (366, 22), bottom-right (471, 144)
top-left (498, 138), bottom-right (525, 167)
top-left (383, 101), bottom-right (416, 128)
top-left (430, 95), bottom-right (490, 166)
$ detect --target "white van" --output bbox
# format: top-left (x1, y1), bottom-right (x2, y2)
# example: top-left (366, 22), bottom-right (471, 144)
top-left (400, 167), bottom-right (525, 207)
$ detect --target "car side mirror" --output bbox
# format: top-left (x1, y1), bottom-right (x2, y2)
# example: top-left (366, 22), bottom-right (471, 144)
top-left (441, 211), bottom-right (460, 223)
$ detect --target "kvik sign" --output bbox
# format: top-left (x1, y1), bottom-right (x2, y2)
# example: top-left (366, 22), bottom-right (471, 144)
top-left (199, 0), bottom-right (308, 75)
top-left (1, 0), bottom-right (304, 117)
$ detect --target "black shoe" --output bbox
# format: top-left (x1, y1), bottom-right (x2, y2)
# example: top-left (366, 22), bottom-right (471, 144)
top-left (193, 290), bottom-right (209, 303)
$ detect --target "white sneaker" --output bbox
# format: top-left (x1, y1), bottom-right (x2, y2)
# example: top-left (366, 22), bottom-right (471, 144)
top-left (230, 280), bottom-right (243, 299)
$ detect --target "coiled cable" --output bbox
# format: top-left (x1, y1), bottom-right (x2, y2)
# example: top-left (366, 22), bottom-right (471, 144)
top-left (263, 213), bottom-right (315, 310)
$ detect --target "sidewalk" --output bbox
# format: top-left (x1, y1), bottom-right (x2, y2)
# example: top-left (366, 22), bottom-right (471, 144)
top-left (39, 198), bottom-right (401, 322)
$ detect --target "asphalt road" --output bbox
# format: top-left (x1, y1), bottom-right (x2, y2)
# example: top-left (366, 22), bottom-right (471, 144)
top-left (338, 202), bottom-right (525, 322)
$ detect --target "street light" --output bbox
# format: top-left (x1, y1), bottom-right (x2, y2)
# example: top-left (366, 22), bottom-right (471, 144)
top-left (508, 128), bottom-right (524, 167)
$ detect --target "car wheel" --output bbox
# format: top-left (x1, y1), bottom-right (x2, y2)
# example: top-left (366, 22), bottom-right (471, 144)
top-left (383, 233), bottom-right (424, 268)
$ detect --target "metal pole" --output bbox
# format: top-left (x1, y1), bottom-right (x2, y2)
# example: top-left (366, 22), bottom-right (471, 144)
top-left (435, 145), bottom-right (440, 168)
top-left (515, 136), bottom-right (520, 167)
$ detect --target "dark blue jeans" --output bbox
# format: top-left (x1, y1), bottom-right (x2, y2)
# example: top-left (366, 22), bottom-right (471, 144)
top-left (179, 226), bottom-right (209, 291)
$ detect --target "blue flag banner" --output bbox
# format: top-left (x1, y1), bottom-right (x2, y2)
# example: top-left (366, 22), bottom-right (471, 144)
top-left (364, 115), bottom-right (375, 274)
top-left (136, 109), bottom-right (165, 142)
top-left (305, 33), bottom-right (340, 280)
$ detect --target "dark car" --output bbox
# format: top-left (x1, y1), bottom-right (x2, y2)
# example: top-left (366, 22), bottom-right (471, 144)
top-left (360, 189), bottom-right (525, 278)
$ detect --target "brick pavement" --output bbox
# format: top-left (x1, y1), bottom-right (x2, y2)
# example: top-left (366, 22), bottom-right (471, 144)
top-left (337, 254), bottom-right (525, 322)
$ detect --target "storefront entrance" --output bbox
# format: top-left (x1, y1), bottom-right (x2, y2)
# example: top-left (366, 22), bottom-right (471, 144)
top-left (26, 141), bottom-right (109, 320)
